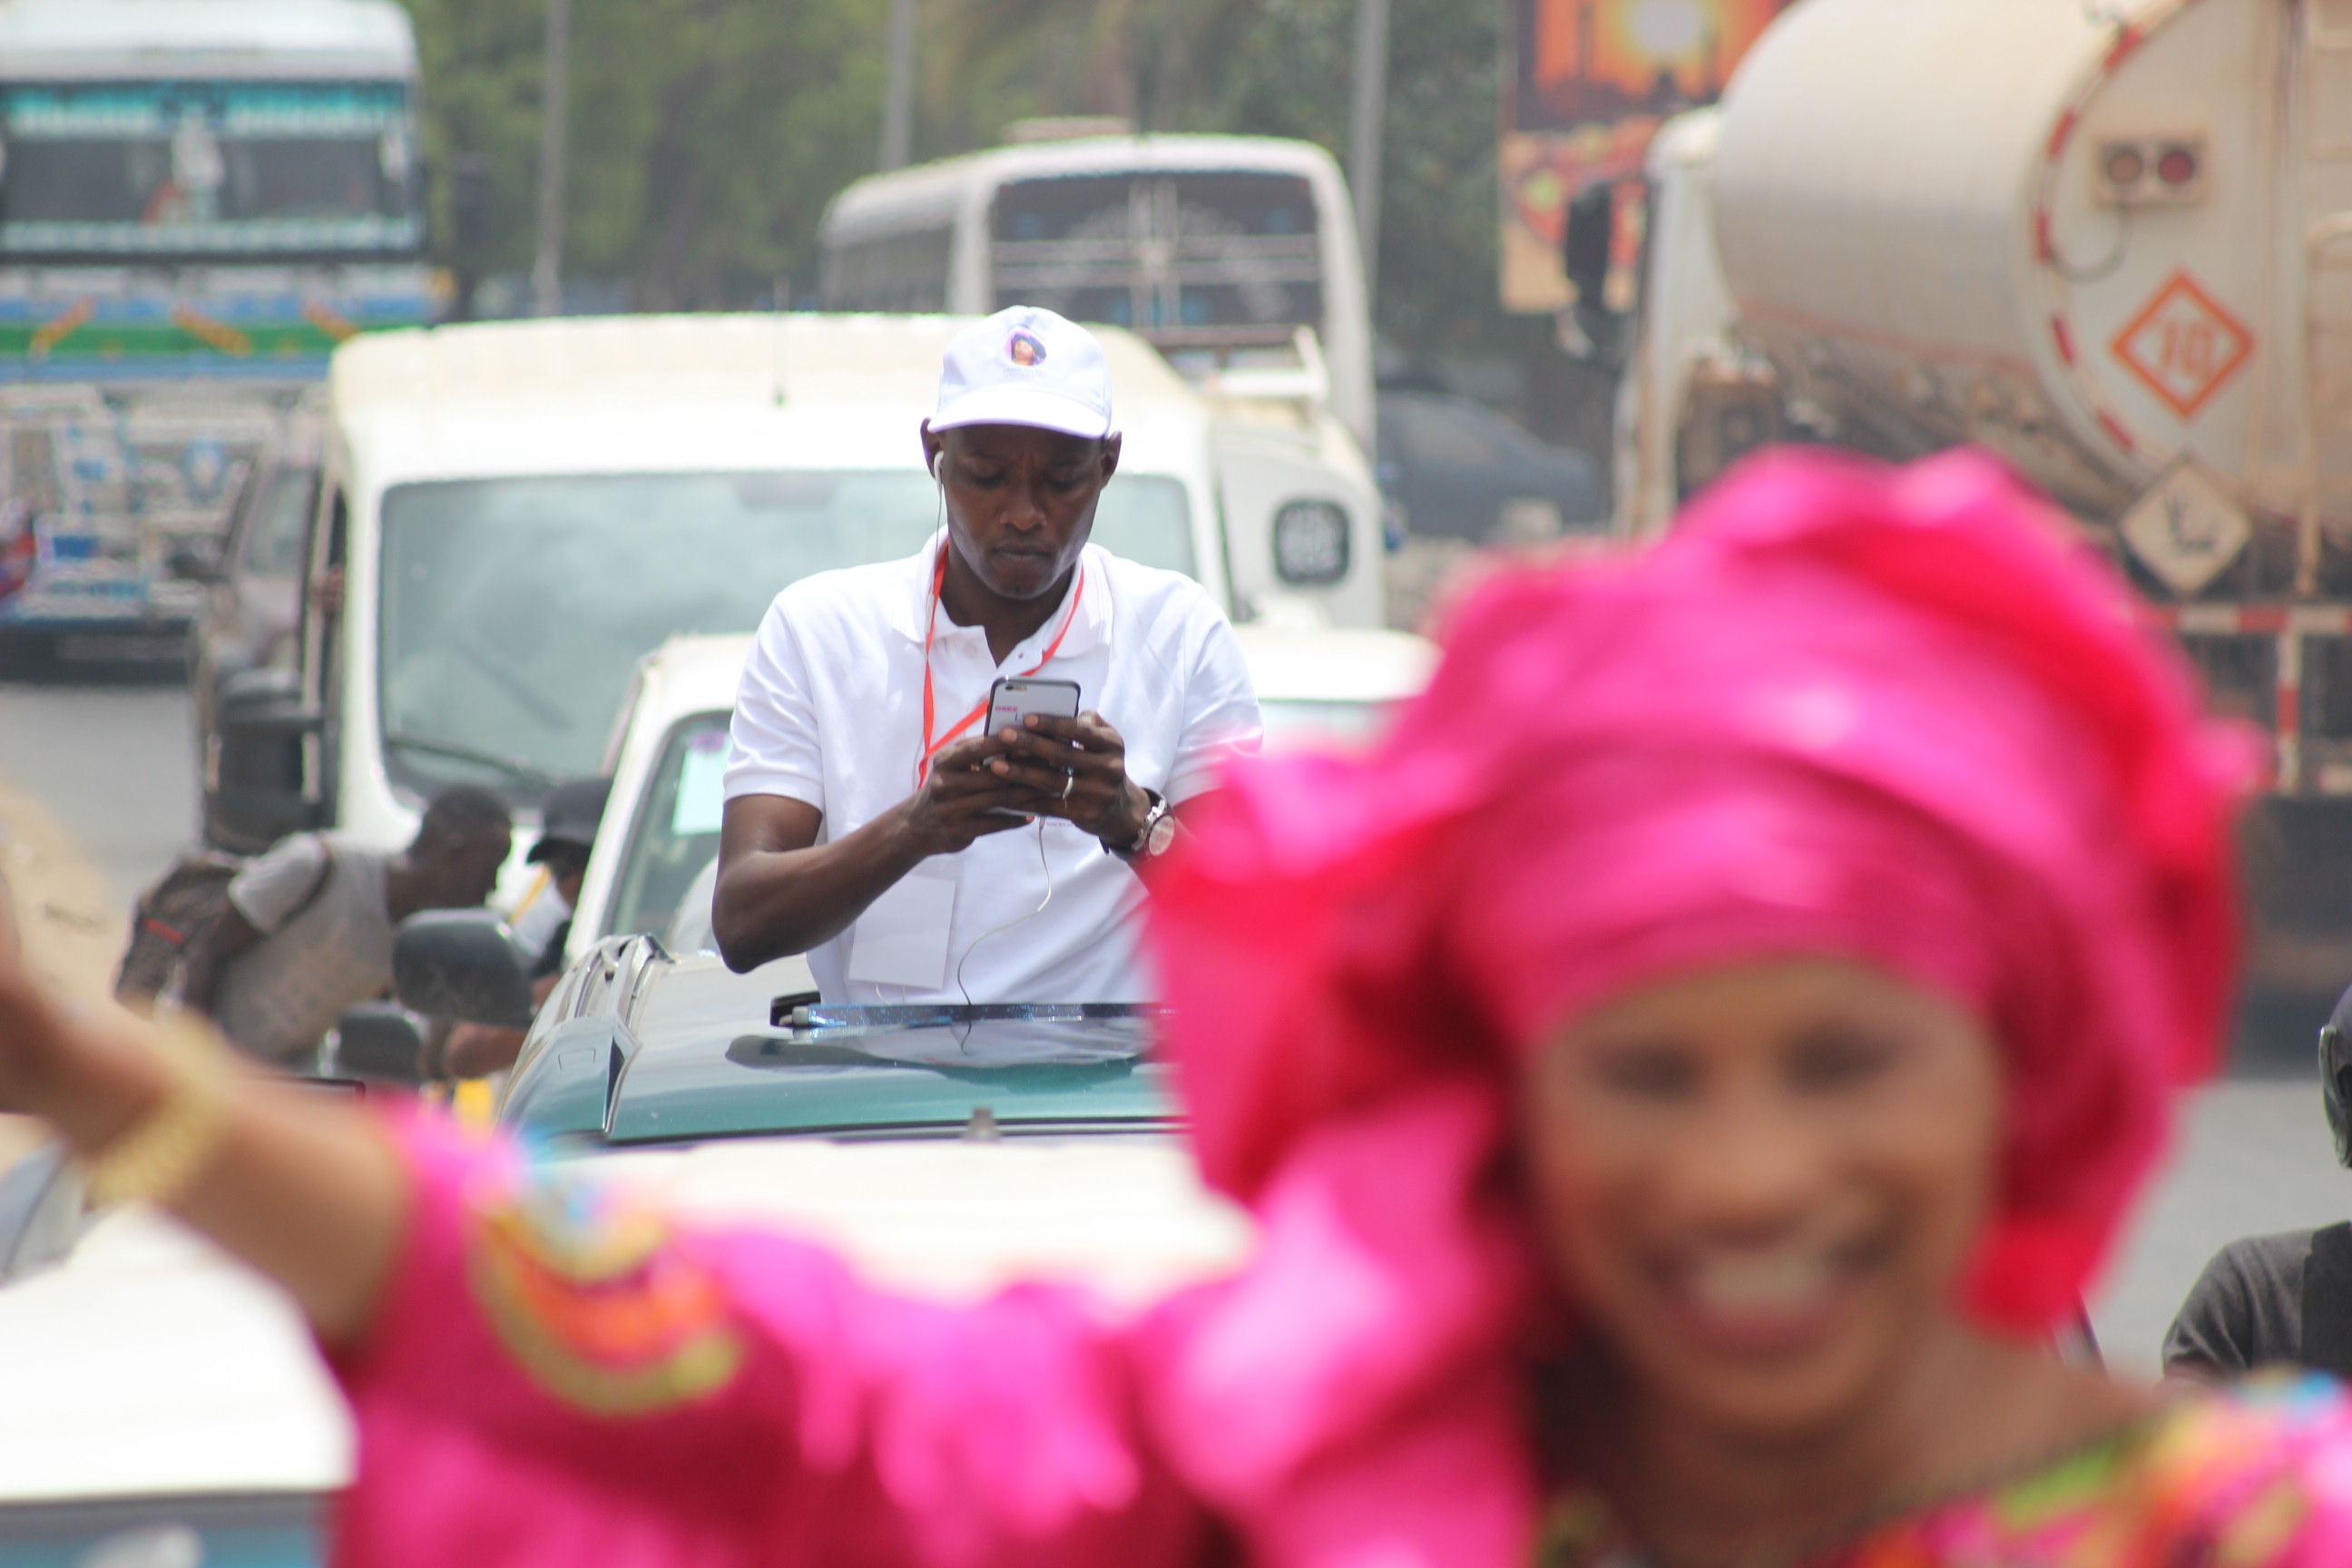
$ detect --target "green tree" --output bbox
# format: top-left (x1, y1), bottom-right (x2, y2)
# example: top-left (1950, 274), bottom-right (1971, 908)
top-left (399, 0), bottom-right (889, 309)
top-left (932, 0), bottom-right (1262, 133)
top-left (1199, 0), bottom-right (1541, 364)
top-left (398, 0), bottom-right (546, 282)
top-left (397, 0), bottom-right (1544, 369)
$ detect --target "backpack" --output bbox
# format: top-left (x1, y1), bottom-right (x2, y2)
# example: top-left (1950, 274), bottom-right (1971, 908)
top-left (113, 838), bottom-right (336, 1012)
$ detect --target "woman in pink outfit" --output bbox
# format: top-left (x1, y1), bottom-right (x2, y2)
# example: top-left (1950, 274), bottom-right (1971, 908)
top-left (4, 448), bottom-right (2348, 1568)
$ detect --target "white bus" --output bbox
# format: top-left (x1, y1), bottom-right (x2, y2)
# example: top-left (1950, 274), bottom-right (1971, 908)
top-left (818, 134), bottom-right (1374, 456)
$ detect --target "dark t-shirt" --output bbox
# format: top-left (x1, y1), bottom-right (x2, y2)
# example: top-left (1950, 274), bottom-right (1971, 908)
top-left (2163, 1222), bottom-right (2352, 1379)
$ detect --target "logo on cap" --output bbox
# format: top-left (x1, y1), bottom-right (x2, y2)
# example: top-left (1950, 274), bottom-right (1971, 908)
top-left (1007, 329), bottom-right (1047, 368)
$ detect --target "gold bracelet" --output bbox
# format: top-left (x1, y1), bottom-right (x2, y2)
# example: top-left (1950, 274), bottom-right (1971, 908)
top-left (80, 1009), bottom-right (233, 1209)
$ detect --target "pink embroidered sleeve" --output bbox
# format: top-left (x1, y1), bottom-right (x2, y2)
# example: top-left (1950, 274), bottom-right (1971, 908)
top-left (326, 1110), bottom-right (1210, 1568)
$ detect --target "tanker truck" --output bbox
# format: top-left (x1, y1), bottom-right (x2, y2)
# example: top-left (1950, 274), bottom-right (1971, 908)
top-left (1595, 0), bottom-right (2352, 1001)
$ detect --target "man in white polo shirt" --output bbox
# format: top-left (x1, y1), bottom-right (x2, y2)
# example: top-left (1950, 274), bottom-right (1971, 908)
top-left (713, 306), bottom-right (1260, 1004)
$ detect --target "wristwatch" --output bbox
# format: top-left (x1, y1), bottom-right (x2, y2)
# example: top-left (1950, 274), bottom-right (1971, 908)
top-left (1116, 789), bottom-right (1177, 861)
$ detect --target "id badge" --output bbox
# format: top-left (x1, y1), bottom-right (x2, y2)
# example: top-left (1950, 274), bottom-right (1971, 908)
top-left (846, 862), bottom-right (958, 990)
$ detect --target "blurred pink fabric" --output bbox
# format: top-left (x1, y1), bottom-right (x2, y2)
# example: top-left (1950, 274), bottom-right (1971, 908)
top-left (333, 449), bottom-right (2277, 1568)
top-left (1141, 446), bottom-right (2253, 1554)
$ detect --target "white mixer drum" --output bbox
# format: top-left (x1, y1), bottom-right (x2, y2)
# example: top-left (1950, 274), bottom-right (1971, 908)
top-left (1713, 0), bottom-right (2318, 529)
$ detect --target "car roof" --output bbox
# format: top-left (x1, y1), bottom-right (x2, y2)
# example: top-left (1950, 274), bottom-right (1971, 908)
top-left (0, 0), bottom-right (415, 76)
top-left (597, 632), bottom-right (757, 772)
top-left (822, 133), bottom-right (1347, 241)
top-left (330, 312), bottom-right (1207, 490)
top-left (1230, 623), bottom-right (1436, 705)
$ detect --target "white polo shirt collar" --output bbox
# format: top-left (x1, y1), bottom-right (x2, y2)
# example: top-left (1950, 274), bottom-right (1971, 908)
top-left (887, 532), bottom-right (1116, 669)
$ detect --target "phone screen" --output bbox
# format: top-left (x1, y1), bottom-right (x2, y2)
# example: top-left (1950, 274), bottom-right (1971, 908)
top-left (985, 677), bottom-right (1082, 736)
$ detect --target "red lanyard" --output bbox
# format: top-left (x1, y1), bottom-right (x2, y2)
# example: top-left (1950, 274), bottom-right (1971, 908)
top-left (916, 545), bottom-right (1086, 786)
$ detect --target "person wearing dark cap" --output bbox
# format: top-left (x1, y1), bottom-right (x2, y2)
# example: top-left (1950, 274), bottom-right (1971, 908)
top-left (442, 779), bottom-right (608, 1082)
top-left (505, 778), bottom-right (611, 976)
top-left (2162, 987), bottom-right (2352, 1381)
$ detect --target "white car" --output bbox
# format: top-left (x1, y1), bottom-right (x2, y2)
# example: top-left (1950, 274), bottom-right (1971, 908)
top-left (0, 622), bottom-right (1431, 1559)
top-left (0, 1101), bottom-right (1247, 1563)
top-left (569, 622), bottom-right (1438, 961)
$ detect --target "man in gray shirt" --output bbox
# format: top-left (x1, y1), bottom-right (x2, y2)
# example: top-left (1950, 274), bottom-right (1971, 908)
top-left (2165, 980), bottom-right (2352, 1382)
top-left (180, 788), bottom-right (512, 1064)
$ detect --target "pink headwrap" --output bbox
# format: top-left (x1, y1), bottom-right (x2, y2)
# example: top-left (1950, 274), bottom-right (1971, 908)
top-left (1137, 448), bottom-right (2249, 1566)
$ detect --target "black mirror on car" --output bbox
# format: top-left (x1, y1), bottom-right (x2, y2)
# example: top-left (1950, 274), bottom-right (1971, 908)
top-left (395, 910), bottom-right (536, 1029)
top-left (333, 1002), bottom-right (426, 1085)
top-left (167, 546), bottom-right (221, 584)
top-left (209, 667), bottom-right (325, 852)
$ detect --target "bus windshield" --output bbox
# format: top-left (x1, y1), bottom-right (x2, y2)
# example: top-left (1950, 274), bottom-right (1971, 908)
top-left (991, 171), bottom-right (1321, 349)
top-left (377, 469), bottom-right (1196, 797)
top-left (0, 82), bottom-right (419, 256)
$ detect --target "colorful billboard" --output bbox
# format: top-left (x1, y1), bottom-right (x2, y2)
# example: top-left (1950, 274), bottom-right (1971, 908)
top-left (1502, 0), bottom-right (1794, 311)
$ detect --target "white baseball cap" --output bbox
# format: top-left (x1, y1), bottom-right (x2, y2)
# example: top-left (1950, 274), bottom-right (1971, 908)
top-left (931, 306), bottom-right (1115, 440)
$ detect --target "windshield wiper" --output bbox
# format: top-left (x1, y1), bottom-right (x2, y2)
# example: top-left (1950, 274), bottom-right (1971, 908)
top-left (382, 730), bottom-right (560, 791)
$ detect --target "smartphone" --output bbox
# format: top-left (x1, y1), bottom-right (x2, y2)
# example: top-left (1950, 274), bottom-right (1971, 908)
top-left (985, 677), bottom-right (1081, 737)
top-left (981, 678), bottom-right (1081, 816)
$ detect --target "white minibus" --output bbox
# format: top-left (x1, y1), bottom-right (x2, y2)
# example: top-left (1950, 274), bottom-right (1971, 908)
top-left (818, 134), bottom-right (1373, 456)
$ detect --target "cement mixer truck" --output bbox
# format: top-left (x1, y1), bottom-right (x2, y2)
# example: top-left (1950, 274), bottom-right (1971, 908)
top-left (1593, 0), bottom-right (2352, 995)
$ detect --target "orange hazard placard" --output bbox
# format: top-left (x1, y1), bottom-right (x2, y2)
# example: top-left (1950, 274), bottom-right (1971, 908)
top-left (2110, 270), bottom-right (2255, 419)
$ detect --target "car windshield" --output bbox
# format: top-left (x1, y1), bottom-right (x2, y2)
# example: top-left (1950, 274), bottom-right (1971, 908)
top-left (240, 467), bottom-right (315, 575)
top-left (377, 470), bottom-right (1195, 796)
top-left (612, 710), bottom-right (731, 945)
top-left (613, 692), bottom-right (1398, 954)
top-left (611, 694), bottom-right (1397, 955)
top-left (993, 170), bottom-right (1322, 346)
top-left (0, 82), bottom-right (419, 256)
top-left (597, 999), bottom-right (1175, 1143)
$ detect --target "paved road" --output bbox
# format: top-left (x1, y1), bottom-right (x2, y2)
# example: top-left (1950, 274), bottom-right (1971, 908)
top-left (0, 677), bottom-right (196, 910)
top-left (0, 669), bottom-right (2344, 1372)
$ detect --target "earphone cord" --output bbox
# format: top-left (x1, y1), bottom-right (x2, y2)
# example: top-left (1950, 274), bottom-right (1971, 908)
top-left (954, 816), bottom-right (1054, 1012)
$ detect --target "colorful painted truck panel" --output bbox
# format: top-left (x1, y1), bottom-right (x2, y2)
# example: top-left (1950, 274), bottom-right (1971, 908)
top-left (0, 0), bottom-right (427, 653)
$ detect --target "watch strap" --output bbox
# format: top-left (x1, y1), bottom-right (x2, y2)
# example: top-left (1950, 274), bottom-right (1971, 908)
top-left (1118, 789), bottom-right (1171, 859)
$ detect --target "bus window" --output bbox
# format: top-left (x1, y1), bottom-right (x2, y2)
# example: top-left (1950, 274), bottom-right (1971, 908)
top-left (991, 172), bottom-right (1321, 346)
top-left (818, 227), bottom-right (952, 311)
top-left (0, 82), bottom-right (418, 259)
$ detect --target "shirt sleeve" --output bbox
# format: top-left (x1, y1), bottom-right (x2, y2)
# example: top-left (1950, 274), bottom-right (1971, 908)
top-left (2163, 1241), bottom-right (2270, 1379)
top-left (328, 1110), bottom-right (1202, 1568)
top-left (1163, 607), bottom-right (1263, 807)
top-left (225, 833), bottom-right (330, 934)
top-left (723, 592), bottom-right (827, 812)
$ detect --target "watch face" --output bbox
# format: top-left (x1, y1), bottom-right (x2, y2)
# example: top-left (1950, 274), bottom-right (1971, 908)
top-left (1144, 813), bottom-right (1178, 856)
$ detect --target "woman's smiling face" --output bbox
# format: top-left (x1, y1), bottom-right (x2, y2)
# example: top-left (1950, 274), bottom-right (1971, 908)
top-left (1516, 957), bottom-right (2005, 1440)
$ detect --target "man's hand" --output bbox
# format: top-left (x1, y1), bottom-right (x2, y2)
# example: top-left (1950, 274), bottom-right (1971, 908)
top-left (981, 711), bottom-right (1151, 851)
top-left (714, 741), bottom-right (1050, 974)
top-left (902, 731), bottom-right (1056, 856)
